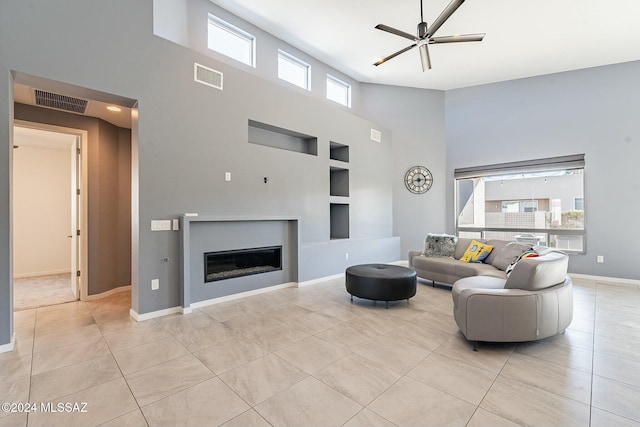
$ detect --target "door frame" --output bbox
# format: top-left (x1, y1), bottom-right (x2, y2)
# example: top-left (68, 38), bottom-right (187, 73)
top-left (13, 120), bottom-right (89, 301)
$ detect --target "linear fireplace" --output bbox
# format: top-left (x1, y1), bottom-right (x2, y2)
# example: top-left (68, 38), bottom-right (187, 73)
top-left (204, 245), bottom-right (282, 283)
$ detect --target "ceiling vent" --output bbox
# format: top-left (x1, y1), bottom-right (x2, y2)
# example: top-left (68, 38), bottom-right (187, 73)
top-left (370, 129), bottom-right (382, 142)
top-left (34, 89), bottom-right (88, 114)
top-left (194, 62), bottom-right (223, 90)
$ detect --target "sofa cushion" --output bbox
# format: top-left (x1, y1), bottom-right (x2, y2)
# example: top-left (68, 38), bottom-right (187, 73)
top-left (422, 233), bottom-right (457, 257)
top-left (505, 251), bottom-right (538, 275)
top-left (412, 255), bottom-right (506, 281)
top-left (412, 256), bottom-right (459, 278)
top-left (454, 238), bottom-right (486, 260)
top-left (460, 240), bottom-right (494, 263)
top-left (451, 276), bottom-right (507, 306)
top-left (489, 242), bottom-right (533, 271)
top-left (454, 261), bottom-right (506, 279)
top-left (483, 240), bottom-right (508, 265)
top-left (505, 251), bottom-right (569, 291)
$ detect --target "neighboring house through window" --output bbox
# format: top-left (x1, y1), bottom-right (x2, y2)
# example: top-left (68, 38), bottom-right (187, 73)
top-left (455, 155), bottom-right (586, 252)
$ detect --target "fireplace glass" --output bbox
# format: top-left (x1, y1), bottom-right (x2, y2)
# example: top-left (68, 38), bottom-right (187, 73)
top-left (204, 246), bottom-right (282, 282)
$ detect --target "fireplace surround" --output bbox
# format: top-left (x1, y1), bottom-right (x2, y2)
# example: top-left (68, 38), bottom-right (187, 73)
top-left (180, 215), bottom-right (299, 310)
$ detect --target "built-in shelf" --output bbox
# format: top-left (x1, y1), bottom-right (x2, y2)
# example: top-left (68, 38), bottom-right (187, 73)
top-left (248, 120), bottom-right (317, 155)
top-left (328, 141), bottom-right (350, 239)
top-left (329, 141), bottom-right (349, 163)
top-left (330, 203), bottom-right (350, 239)
top-left (329, 166), bottom-right (349, 197)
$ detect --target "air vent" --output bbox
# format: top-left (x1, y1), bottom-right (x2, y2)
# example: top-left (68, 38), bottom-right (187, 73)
top-left (370, 128), bottom-right (382, 142)
top-left (34, 90), bottom-right (88, 114)
top-left (194, 62), bottom-right (223, 90)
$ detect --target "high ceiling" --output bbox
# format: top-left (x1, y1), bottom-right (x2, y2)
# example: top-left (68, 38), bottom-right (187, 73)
top-left (212, 0), bottom-right (640, 90)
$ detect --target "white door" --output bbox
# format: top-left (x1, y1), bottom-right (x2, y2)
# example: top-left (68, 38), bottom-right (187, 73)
top-left (70, 137), bottom-right (80, 299)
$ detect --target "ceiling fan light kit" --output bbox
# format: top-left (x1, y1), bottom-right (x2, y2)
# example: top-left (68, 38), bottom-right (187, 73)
top-left (374, 0), bottom-right (485, 70)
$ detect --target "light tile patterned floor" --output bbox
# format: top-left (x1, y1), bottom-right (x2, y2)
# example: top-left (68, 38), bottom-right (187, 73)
top-left (13, 274), bottom-right (76, 311)
top-left (2, 276), bottom-right (640, 426)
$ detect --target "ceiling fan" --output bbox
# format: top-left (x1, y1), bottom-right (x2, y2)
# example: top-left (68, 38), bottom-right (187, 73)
top-left (374, 0), bottom-right (485, 71)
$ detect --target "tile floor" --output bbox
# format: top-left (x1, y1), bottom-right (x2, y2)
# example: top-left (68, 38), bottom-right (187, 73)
top-left (13, 274), bottom-right (76, 311)
top-left (2, 276), bottom-right (640, 426)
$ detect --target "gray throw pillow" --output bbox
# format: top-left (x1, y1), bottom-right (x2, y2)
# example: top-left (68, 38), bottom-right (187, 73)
top-left (491, 242), bottom-right (532, 271)
top-left (423, 233), bottom-right (457, 257)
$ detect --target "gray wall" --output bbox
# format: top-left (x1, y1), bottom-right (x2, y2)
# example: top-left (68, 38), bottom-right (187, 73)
top-left (14, 104), bottom-right (132, 296)
top-left (154, 0), bottom-right (361, 110)
top-left (445, 61), bottom-right (640, 280)
top-left (0, 83), bottom-right (14, 347)
top-left (0, 0), bottom-right (399, 346)
top-left (360, 84), bottom-right (447, 257)
top-left (3, 0), bottom-right (635, 352)
top-left (188, 220), bottom-right (296, 303)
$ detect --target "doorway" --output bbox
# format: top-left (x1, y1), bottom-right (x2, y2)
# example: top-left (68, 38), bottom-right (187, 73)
top-left (8, 71), bottom-right (139, 339)
top-left (12, 123), bottom-right (86, 310)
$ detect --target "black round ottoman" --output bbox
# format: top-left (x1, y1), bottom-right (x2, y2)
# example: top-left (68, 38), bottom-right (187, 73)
top-left (345, 264), bottom-right (417, 308)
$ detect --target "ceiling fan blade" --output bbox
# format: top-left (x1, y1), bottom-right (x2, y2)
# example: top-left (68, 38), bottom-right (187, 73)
top-left (428, 0), bottom-right (465, 37)
top-left (375, 24), bottom-right (419, 42)
top-left (419, 43), bottom-right (431, 71)
top-left (374, 44), bottom-right (418, 66)
top-left (429, 33), bottom-right (485, 44)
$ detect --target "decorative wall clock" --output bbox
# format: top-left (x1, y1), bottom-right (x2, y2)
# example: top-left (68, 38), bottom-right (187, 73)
top-left (404, 166), bottom-right (433, 194)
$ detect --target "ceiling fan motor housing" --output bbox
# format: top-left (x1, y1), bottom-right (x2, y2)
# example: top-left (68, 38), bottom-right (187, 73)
top-left (418, 22), bottom-right (428, 39)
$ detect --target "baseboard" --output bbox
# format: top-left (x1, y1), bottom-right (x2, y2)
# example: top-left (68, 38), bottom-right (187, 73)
top-left (130, 267), bottom-right (420, 321)
top-left (13, 270), bottom-right (71, 279)
top-left (130, 282), bottom-right (299, 321)
top-left (298, 274), bottom-right (343, 287)
top-left (190, 282), bottom-right (297, 309)
top-left (129, 306), bottom-right (183, 322)
top-left (569, 273), bottom-right (640, 287)
top-left (298, 261), bottom-right (407, 287)
top-left (84, 285), bottom-right (131, 301)
top-left (0, 333), bottom-right (16, 354)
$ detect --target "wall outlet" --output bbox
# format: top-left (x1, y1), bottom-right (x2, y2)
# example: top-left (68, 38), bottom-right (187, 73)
top-left (172, 219), bottom-right (179, 231)
top-left (151, 279), bottom-right (159, 290)
top-left (225, 172), bottom-right (231, 182)
top-left (345, 252), bottom-right (349, 260)
top-left (597, 255), bottom-right (604, 264)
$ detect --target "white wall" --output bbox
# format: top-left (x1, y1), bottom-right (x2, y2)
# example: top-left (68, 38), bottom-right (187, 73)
top-left (12, 144), bottom-right (72, 277)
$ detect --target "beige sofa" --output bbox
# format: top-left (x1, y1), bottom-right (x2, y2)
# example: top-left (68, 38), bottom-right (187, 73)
top-left (452, 251), bottom-right (573, 350)
top-left (409, 238), bottom-right (527, 285)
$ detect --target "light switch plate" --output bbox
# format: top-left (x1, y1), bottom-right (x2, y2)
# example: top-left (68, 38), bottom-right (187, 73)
top-left (151, 279), bottom-right (159, 290)
top-left (172, 219), bottom-right (179, 231)
top-left (225, 172), bottom-right (231, 181)
top-left (151, 220), bottom-right (171, 231)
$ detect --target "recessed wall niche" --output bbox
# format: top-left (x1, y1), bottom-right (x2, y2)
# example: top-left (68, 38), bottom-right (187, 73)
top-left (330, 167), bottom-right (349, 197)
top-left (329, 141), bottom-right (349, 163)
top-left (330, 203), bottom-right (350, 239)
top-left (328, 140), bottom-right (350, 239)
top-left (248, 120), bottom-right (317, 155)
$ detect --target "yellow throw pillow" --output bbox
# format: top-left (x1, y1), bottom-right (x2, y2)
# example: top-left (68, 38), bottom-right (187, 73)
top-left (460, 240), bottom-right (494, 263)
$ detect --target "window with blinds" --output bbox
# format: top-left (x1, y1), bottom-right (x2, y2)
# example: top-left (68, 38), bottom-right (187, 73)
top-left (454, 154), bottom-right (586, 253)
